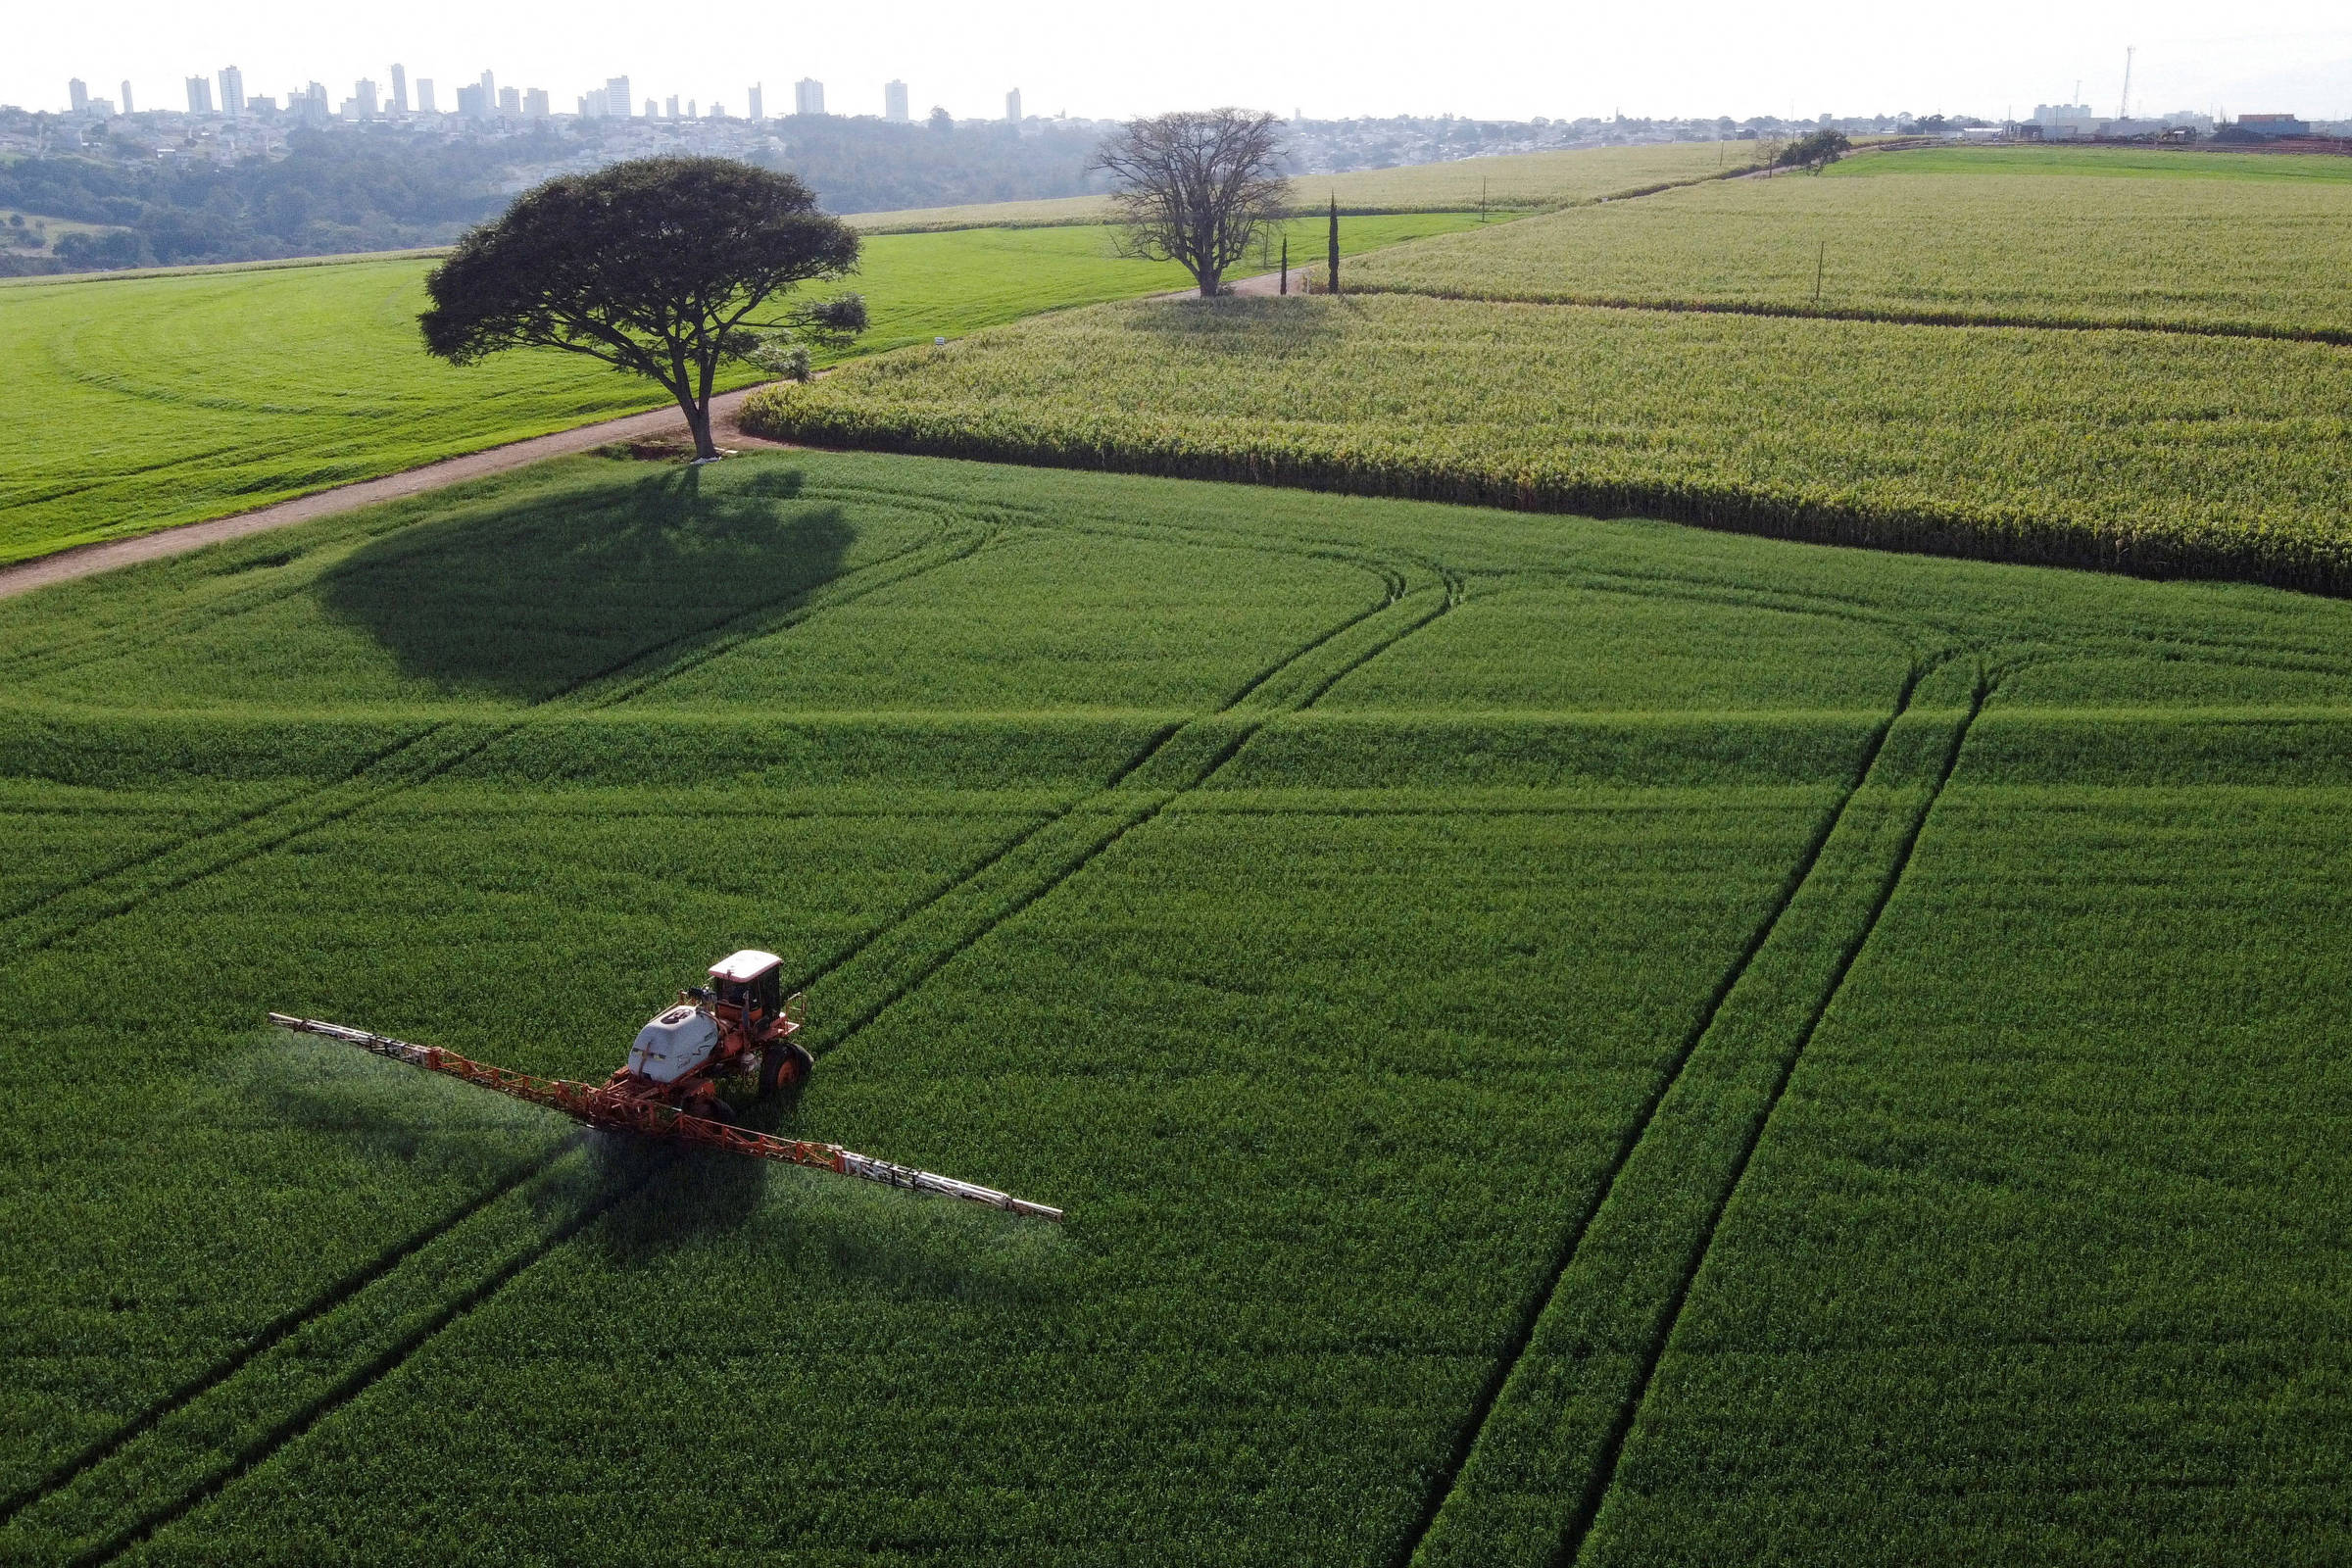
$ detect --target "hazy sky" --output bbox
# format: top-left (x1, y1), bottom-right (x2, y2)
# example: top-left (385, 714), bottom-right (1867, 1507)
top-left (15, 0), bottom-right (2352, 122)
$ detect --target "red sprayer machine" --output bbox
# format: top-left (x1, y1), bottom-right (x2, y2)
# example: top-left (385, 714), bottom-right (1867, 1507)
top-left (270, 949), bottom-right (1062, 1222)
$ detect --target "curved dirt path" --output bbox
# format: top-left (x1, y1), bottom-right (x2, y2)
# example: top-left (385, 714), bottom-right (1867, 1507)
top-left (0, 384), bottom-right (789, 603)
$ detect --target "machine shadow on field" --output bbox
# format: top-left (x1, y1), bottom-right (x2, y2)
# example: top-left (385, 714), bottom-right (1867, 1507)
top-left (231, 1033), bottom-right (575, 1185)
top-left (318, 465), bottom-right (852, 700)
top-left (589, 1118), bottom-right (1068, 1308)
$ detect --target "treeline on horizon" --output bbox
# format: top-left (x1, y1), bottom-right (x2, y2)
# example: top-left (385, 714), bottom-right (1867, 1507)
top-left (0, 114), bottom-right (1111, 275)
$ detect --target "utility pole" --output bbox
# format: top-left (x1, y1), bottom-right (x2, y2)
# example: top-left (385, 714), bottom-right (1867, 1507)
top-left (2119, 47), bottom-right (2134, 120)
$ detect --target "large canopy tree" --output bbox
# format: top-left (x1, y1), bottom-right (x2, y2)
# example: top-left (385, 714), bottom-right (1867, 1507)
top-left (420, 157), bottom-right (866, 460)
top-left (1092, 110), bottom-right (1289, 297)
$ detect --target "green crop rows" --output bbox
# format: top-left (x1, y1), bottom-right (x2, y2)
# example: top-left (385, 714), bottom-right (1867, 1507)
top-left (0, 215), bottom-right (1474, 567)
top-left (1342, 146), bottom-right (2352, 338)
top-left (2, 449), bottom-right (2349, 1563)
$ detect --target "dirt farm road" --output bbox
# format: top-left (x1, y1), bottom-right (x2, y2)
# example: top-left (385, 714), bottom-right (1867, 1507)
top-left (0, 255), bottom-right (1330, 604)
top-left (0, 385), bottom-right (790, 602)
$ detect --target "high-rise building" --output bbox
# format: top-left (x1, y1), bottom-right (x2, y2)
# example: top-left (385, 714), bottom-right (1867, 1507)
top-left (416, 78), bottom-right (437, 114)
top-left (747, 83), bottom-right (763, 122)
top-left (354, 78), bottom-right (378, 119)
top-left (607, 76), bottom-right (631, 119)
top-left (390, 64), bottom-right (408, 114)
top-left (497, 85), bottom-right (518, 116)
top-left (185, 76), bottom-right (214, 115)
top-left (644, 99), bottom-right (657, 118)
top-left (578, 87), bottom-right (609, 119)
top-left (479, 71), bottom-right (496, 110)
top-left (687, 99), bottom-right (698, 119)
top-left (457, 82), bottom-right (490, 119)
top-left (665, 94), bottom-right (679, 119)
top-left (120, 80), bottom-right (133, 115)
top-left (794, 77), bottom-right (823, 116)
top-left (68, 78), bottom-right (89, 115)
top-left (523, 88), bottom-right (549, 119)
top-left (885, 80), bottom-right (908, 122)
top-left (219, 65), bottom-right (244, 118)
top-left (1004, 87), bottom-right (1021, 123)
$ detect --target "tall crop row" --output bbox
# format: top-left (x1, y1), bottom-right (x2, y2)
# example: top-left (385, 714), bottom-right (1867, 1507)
top-left (740, 295), bottom-right (2352, 595)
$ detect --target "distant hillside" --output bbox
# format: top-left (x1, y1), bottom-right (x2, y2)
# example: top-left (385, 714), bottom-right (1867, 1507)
top-left (0, 113), bottom-right (1111, 274)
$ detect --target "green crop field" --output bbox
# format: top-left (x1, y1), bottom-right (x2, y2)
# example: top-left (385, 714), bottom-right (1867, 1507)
top-left (2, 450), bottom-right (2349, 1565)
top-left (1340, 146), bottom-right (2352, 337)
top-left (848, 140), bottom-right (1757, 230)
top-left (0, 214), bottom-right (1472, 567)
top-left (741, 292), bottom-right (2352, 590)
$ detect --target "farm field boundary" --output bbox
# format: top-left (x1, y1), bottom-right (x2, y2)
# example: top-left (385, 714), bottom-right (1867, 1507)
top-left (1333, 281), bottom-right (2352, 347)
top-left (0, 385), bottom-right (783, 605)
top-left (741, 295), bottom-right (2352, 597)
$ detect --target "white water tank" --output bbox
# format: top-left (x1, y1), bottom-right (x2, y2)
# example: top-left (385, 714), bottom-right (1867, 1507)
top-left (627, 1005), bottom-right (720, 1084)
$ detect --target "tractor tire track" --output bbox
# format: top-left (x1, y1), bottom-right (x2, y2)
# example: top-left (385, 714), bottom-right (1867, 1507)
top-left (0, 524), bottom-right (996, 1537)
top-left (0, 1135), bottom-right (580, 1531)
top-left (0, 522), bottom-right (987, 973)
top-left (7, 547), bottom-right (1432, 1563)
top-left (55, 1148), bottom-right (654, 1568)
top-left (802, 578), bottom-right (1459, 1066)
top-left (5, 518), bottom-right (1920, 1556)
top-left (0, 481), bottom-right (988, 939)
top-left (1556, 674), bottom-right (1988, 1566)
top-left (1396, 653), bottom-right (1974, 1568)
top-left (771, 538), bottom-right (1421, 1004)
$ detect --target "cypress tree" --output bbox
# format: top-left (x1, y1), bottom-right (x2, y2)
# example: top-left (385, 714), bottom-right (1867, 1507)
top-left (1327, 195), bottom-right (1340, 295)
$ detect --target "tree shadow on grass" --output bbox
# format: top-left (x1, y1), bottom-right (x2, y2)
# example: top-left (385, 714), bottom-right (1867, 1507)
top-left (318, 464), bottom-right (852, 702)
top-left (1120, 293), bottom-right (1349, 357)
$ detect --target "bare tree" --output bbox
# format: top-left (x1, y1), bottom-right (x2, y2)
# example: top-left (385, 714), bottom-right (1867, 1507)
top-left (1092, 110), bottom-right (1289, 297)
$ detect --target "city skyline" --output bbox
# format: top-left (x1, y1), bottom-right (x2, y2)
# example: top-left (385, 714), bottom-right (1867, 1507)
top-left (48, 62), bottom-right (1042, 126)
top-left (12, 0), bottom-right (2352, 122)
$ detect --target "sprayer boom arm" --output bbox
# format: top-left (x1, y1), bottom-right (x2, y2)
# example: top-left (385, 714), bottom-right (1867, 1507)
top-left (267, 1014), bottom-right (1062, 1222)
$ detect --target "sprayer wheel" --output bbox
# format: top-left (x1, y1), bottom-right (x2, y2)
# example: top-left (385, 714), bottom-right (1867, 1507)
top-left (760, 1040), bottom-right (814, 1100)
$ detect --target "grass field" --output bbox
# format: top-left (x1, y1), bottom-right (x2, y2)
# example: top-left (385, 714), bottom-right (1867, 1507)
top-left (1, 450), bottom-right (2348, 1564)
top-left (1341, 146), bottom-right (2352, 337)
top-left (847, 141), bottom-right (1757, 230)
top-left (0, 214), bottom-right (1474, 566)
top-left (740, 291), bottom-right (2352, 590)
